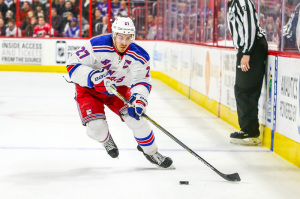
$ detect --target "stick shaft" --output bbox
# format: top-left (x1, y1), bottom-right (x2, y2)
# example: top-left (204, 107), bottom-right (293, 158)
top-left (111, 87), bottom-right (240, 181)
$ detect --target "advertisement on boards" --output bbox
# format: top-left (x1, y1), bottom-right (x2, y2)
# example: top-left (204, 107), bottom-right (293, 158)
top-left (0, 40), bottom-right (43, 65)
top-left (220, 50), bottom-right (237, 111)
top-left (190, 46), bottom-right (207, 95)
top-left (276, 56), bottom-right (300, 143)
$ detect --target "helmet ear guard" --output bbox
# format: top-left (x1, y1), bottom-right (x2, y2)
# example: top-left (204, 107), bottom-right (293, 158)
top-left (112, 17), bottom-right (136, 42)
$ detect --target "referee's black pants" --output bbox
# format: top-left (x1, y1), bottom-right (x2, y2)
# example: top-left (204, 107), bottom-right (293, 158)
top-left (235, 36), bottom-right (268, 137)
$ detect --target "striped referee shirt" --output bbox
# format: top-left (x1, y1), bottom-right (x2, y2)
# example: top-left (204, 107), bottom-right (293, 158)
top-left (227, 0), bottom-right (265, 55)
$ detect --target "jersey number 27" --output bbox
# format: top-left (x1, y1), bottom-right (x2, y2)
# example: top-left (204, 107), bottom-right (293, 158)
top-left (76, 47), bottom-right (90, 59)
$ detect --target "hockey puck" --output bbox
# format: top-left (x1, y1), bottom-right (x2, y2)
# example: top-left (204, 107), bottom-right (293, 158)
top-left (179, 181), bottom-right (189, 185)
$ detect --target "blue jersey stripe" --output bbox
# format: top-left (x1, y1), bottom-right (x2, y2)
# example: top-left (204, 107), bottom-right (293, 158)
top-left (68, 63), bottom-right (81, 78)
top-left (90, 34), bottom-right (114, 48)
top-left (127, 53), bottom-right (146, 64)
top-left (128, 43), bottom-right (150, 62)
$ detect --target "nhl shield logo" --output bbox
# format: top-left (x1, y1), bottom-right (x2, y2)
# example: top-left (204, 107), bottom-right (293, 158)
top-left (56, 41), bottom-right (66, 63)
top-left (58, 47), bottom-right (65, 57)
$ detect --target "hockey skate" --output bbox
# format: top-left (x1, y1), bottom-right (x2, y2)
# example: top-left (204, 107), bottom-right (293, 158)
top-left (137, 145), bottom-right (174, 169)
top-left (230, 131), bottom-right (261, 146)
top-left (102, 135), bottom-right (119, 158)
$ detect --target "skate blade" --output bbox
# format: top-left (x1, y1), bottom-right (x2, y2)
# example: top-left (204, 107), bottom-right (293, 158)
top-left (230, 138), bottom-right (260, 146)
top-left (157, 164), bottom-right (176, 170)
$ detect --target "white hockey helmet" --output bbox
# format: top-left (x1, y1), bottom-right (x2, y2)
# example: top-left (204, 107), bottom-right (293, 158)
top-left (112, 17), bottom-right (135, 41)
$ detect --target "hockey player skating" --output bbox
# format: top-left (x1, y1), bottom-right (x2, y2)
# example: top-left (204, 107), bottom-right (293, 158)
top-left (66, 17), bottom-right (173, 168)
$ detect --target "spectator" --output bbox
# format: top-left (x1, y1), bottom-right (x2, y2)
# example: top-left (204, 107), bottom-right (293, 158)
top-left (97, 0), bottom-right (108, 16)
top-left (24, 15), bottom-right (37, 36)
top-left (156, 16), bottom-right (163, 39)
top-left (32, 0), bottom-right (44, 13)
top-left (4, 0), bottom-right (15, 13)
top-left (4, 0), bottom-right (13, 7)
top-left (37, 10), bottom-right (45, 18)
top-left (82, 0), bottom-right (98, 19)
top-left (0, 0), bottom-right (8, 20)
top-left (19, 1), bottom-right (33, 24)
top-left (35, 4), bottom-right (44, 17)
top-left (33, 16), bottom-right (51, 37)
top-left (283, 3), bottom-right (300, 51)
top-left (92, 8), bottom-right (102, 35)
top-left (4, 9), bottom-right (13, 24)
top-left (64, 17), bottom-right (79, 37)
top-left (54, 0), bottom-right (65, 16)
top-left (70, 0), bottom-right (79, 14)
top-left (77, 13), bottom-right (88, 27)
top-left (187, 16), bottom-right (196, 42)
top-left (62, 0), bottom-right (76, 19)
top-left (118, 0), bottom-right (128, 17)
top-left (20, 10), bottom-right (34, 30)
top-left (266, 23), bottom-right (276, 42)
top-left (111, 0), bottom-right (120, 18)
top-left (82, 0), bottom-right (90, 19)
top-left (176, 15), bottom-right (184, 40)
top-left (146, 14), bottom-right (154, 31)
top-left (205, 15), bottom-right (213, 41)
top-left (95, 15), bottom-right (108, 35)
top-left (146, 14), bottom-right (156, 39)
top-left (0, 17), bottom-right (6, 36)
top-left (82, 24), bottom-right (89, 38)
top-left (5, 19), bottom-right (21, 36)
top-left (51, 7), bottom-right (63, 34)
top-left (218, 10), bottom-right (226, 40)
top-left (62, 12), bottom-right (74, 35)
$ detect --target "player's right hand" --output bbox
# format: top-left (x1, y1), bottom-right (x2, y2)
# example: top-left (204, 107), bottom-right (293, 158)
top-left (91, 70), bottom-right (116, 96)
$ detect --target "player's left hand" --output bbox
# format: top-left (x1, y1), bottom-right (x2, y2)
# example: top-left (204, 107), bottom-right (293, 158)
top-left (128, 93), bottom-right (148, 120)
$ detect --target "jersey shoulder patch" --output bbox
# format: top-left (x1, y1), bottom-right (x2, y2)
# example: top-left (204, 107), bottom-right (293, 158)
top-left (90, 34), bottom-right (114, 53)
top-left (127, 43), bottom-right (150, 64)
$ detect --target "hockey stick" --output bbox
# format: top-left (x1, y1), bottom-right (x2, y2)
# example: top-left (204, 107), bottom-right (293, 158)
top-left (110, 86), bottom-right (241, 182)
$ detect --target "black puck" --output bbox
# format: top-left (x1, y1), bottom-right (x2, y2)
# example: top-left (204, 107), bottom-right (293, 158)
top-left (179, 181), bottom-right (189, 185)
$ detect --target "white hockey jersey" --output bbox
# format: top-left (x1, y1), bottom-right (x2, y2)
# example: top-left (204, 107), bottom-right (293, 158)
top-left (66, 34), bottom-right (152, 98)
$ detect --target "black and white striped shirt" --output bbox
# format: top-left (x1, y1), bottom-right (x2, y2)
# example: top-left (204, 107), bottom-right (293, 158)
top-left (227, 0), bottom-right (265, 55)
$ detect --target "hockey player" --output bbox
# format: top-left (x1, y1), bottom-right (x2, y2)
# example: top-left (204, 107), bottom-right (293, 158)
top-left (66, 17), bottom-right (173, 168)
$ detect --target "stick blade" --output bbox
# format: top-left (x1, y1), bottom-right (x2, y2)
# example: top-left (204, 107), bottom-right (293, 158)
top-left (223, 173), bottom-right (241, 182)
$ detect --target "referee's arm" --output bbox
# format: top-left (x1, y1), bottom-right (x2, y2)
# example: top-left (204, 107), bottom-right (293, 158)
top-left (241, 0), bottom-right (257, 55)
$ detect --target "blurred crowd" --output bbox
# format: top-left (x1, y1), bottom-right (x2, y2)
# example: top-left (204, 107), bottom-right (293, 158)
top-left (135, 0), bottom-right (299, 51)
top-left (0, 0), bottom-right (299, 51)
top-left (0, 0), bottom-right (130, 38)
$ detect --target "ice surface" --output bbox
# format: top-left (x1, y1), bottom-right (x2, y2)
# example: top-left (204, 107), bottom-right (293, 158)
top-left (0, 72), bottom-right (300, 199)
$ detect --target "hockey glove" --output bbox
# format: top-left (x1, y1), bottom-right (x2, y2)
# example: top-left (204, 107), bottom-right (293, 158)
top-left (90, 70), bottom-right (116, 96)
top-left (128, 93), bottom-right (148, 120)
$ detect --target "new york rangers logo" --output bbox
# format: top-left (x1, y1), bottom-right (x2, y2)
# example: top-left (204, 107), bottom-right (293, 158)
top-left (123, 60), bottom-right (132, 69)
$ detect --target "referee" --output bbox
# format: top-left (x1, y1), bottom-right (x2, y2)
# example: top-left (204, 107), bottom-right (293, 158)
top-left (227, 0), bottom-right (268, 145)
